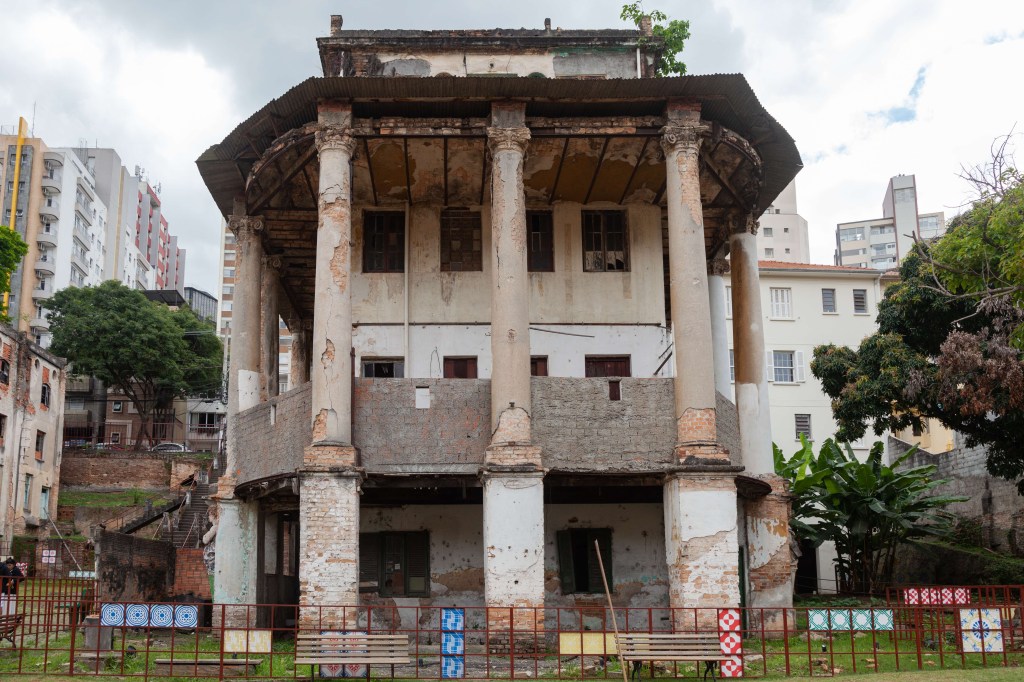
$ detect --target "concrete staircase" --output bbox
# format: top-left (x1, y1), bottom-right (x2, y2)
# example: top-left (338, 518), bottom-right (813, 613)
top-left (163, 463), bottom-right (219, 548)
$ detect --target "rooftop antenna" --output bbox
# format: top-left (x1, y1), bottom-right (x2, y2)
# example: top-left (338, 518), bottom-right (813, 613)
top-left (30, 102), bottom-right (36, 136)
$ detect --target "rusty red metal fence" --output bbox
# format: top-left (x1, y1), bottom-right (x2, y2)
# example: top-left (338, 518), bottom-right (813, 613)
top-left (0, 596), bottom-right (1022, 679)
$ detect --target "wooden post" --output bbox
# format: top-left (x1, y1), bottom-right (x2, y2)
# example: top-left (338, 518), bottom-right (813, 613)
top-left (595, 539), bottom-right (629, 682)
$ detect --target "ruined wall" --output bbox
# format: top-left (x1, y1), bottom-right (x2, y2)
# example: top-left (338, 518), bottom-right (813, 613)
top-left (357, 502), bottom-right (670, 617)
top-left (95, 530), bottom-right (175, 602)
top-left (230, 382), bottom-right (311, 485)
top-left (891, 436), bottom-right (1024, 555)
top-left (173, 548), bottom-right (212, 599)
top-left (60, 450), bottom-right (206, 490)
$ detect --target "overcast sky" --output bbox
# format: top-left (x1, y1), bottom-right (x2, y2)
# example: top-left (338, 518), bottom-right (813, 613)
top-left (2, 0), bottom-right (1023, 294)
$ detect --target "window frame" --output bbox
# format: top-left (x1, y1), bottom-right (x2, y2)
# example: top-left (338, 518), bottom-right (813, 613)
top-left (821, 288), bottom-right (837, 314)
top-left (0, 359), bottom-right (8, 385)
top-left (443, 357), bottom-right (478, 379)
top-left (581, 210), bottom-right (629, 272)
top-left (358, 531), bottom-right (430, 597)
top-left (112, 400), bottom-right (123, 413)
top-left (526, 211), bottom-right (554, 272)
top-left (440, 209), bottom-right (483, 272)
top-left (584, 355), bottom-right (632, 378)
top-left (556, 528), bottom-right (613, 594)
top-left (41, 382), bottom-right (51, 408)
top-left (362, 211), bottom-right (406, 273)
top-left (769, 287), bottom-right (793, 319)
top-left (530, 356), bottom-right (549, 377)
top-left (795, 414), bottom-right (812, 441)
top-left (361, 358), bottom-right (405, 379)
top-left (853, 289), bottom-right (869, 314)
top-left (23, 474), bottom-right (32, 512)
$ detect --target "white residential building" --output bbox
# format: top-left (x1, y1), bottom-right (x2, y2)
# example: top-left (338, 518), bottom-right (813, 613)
top-left (756, 180), bottom-right (811, 263)
top-left (835, 174), bottom-right (945, 269)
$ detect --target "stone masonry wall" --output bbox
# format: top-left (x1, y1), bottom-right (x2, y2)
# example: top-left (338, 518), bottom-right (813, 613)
top-left (892, 436), bottom-right (1024, 554)
top-left (233, 378), bottom-right (743, 481)
top-left (96, 530), bottom-right (176, 602)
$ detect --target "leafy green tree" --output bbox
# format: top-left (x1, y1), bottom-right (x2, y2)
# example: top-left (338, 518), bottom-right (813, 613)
top-left (776, 438), bottom-right (964, 594)
top-left (0, 226), bottom-right (29, 323)
top-left (621, 2), bottom-right (691, 76)
top-left (45, 281), bottom-right (222, 447)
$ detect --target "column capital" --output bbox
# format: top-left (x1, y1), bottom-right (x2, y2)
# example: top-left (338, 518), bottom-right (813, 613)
top-left (707, 257), bottom-right (731, 276)
top-left (727, 210), bottom-right (759, 236)
top-left (314, 124), bottom-right (357, 155)
top-left (262, 254), bottom-right (283, 272)
top-left (486, 126), bottom-right (531, 155)
top-left (227, 215), bottom-right (264, 240)
top-left (659, 123), bottom-right (709, 156)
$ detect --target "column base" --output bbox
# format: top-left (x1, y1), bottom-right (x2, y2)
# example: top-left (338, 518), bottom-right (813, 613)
top-left (212, 497), bottom-right (258, 629)
top-left (673, 442), bottom-right (732, 466)
top-left (484, 443), bottom-right (542, 469)
top-left (303, 442), bottom-right (360, 470)
top-left (664, 469), bottom-right (742, 630)
top-left (298, 469), bottom-right (363, 630)
top-left (744, 474), bottom-right (794, 630)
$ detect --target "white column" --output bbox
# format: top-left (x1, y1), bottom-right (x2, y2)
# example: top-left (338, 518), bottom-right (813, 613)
top-left (310, 115), bottom-right (357, 446)
top-left (729, 217), bottom-right (772, 474)
top-left (661, 121), bottom-right (725, 460)
top-left (707, 258), bottom-right (732, 398)
top-left (487, 123), bottom-right (533, 445)
top-left (261, 256), bottom-right (281, 400)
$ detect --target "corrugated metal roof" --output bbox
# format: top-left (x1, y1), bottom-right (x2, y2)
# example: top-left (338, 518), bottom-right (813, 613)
top-left (197, 75), bottom-right (802, 217)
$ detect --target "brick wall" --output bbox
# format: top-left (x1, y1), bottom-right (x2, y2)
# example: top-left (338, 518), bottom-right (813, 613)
top-left (95, 530), bottom-right (176, 602)
top-left (173, 548), bottom-right (212, 599)
top-left (231, 382), bottom-right (311, 484)
top-left (892, 436), bottom-right (1024, 554)
top-left (233, 378), bottom-right (744, 481)
top-left (61, 451), bottom-right (207, 490)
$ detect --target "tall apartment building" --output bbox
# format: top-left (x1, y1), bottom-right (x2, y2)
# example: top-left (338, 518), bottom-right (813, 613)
top-left (834, 174), bottom-right (945, 269)
top-left (185, 286), bottom-right (218, 323)
top-left (135, 181), bottom-right (185, 293)
top-left (755, 180), bottom-right (811, 263)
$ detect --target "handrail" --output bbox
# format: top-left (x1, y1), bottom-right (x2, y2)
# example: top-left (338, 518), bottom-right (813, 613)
top-left (98, 478), bottom-right (197, 534)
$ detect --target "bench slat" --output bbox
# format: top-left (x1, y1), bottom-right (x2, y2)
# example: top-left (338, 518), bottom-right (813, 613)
top-left (295, 658), bottom-right (410, 665)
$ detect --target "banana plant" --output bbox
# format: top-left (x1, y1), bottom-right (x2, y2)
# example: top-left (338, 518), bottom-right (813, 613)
top-left (775, 437), bottom-right (966, 594)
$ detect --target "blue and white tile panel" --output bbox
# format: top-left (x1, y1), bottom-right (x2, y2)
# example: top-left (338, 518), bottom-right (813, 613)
top-left (99, 603), bottom-right (198, 628)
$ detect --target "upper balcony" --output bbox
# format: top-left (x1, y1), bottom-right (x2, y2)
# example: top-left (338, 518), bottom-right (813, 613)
top-left (30, 316), bottom-right (49, 330)
top-left (34, 254), bottom-right (55, 276)
top-left (41, 174), bottom-right (61, 194)
top-left (32, 286), bottom-right (53, 301)
top-left (230, 378), bottom-right (740, 489)
top-left (39, 198), bottom-right (60, 221)
top-left (37, 229), bottom-right (58, 249)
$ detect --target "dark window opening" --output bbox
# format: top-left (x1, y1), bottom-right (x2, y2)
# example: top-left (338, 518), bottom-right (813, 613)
top-left (556, 528), bottom-right (612, 594)
top-left (530, 356), bottom-right (548, 377)
top-left (0, 359), bottom-right (9, 385)
top-left (41, 383), bottom-right (51, 408)
top-left (608, 380), bottom-right (621, 401)
top-left (363, 211), bottom-right (405, 273)
top-left (35, 430), bottom-right (45, 460)
top-left (527, 211), bottom-right (554, 272)
top-left (582, 211), bottom-right (628, 271)
top-left (585, 356), bottom-right (631, 378)
top-left (362, 359), bottom-right (405, 378)
top-left (440, 209), bottom-right (482, 272)
top-left (443, 357), bottom-right (478, 379)
top-left (359, 531), bottom-right (429, 597)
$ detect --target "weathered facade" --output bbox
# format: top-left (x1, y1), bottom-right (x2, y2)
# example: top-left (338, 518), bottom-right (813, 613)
top-left (197, 16), bottom-right (802, 627)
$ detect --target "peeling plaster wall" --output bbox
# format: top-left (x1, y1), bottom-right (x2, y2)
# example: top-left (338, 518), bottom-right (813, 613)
top-left (369, 51), bottom-right (639, 79)
top-left (545, 503), bottom-right (669, 609)
top-left (483, 476), bottom-right (545, 608)
top-left (350, 202), bottom-right (664, 330)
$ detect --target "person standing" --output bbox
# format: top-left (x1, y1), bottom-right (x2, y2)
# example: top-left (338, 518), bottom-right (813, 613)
top-left (0, 560), bottom-right (8, 616)
top-left (2, 558), bottom-right (22, 615)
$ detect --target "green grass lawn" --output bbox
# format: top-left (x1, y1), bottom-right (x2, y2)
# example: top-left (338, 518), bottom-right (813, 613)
top-left (57, 489), bottom-right (168, 509)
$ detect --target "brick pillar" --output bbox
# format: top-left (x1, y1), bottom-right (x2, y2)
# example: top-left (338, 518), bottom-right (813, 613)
top-left (663, 469), bottom-right (742, 630)
top-left (744, 474), bottom-right (794, 625)
top-left (661, 107), bottom-right (727, 464)
top-left (298, 467), bottom-right (362, 629)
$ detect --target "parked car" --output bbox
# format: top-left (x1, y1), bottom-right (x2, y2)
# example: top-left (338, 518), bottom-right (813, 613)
top-left (150, 442), bottom-right (190, 453)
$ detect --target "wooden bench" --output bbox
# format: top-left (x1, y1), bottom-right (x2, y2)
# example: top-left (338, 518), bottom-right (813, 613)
top-left (0, 614), bottom-right (23, 646)
top-left (152, 657), bottom-right (261, 677)
top-left (616, 633), bottom-right (723, 681)
top-left (294, 633), bottom-right (410, 681)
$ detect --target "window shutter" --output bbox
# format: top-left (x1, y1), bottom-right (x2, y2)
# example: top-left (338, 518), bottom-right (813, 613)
top-left (765, 350), bottom-right (775, 382)
top-left (795, 351), bottom-right (806, 382)
top-left (405, 531), bottom-right (430, 596)
top-left (556, 530), bottom-right (576, 594)
top-left (587, 529), bottom-right (613, 592)
top-left (359, 533), bottom-right (380, 593)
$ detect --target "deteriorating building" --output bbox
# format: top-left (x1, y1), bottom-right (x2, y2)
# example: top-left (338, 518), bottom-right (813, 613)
top-left (197, 16), bottom-right (802, 628)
